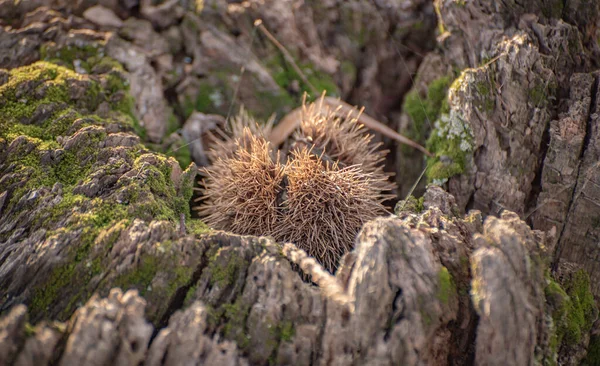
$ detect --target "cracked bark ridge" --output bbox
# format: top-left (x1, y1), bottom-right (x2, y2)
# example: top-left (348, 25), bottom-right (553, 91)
top-left (398, 0), bottom-right (598, 205)
top-left (551, 72), bottom-right (600, 294)
top-left (531, 73), bottom-right (594, 235)
top-left (147, 301), bottom-right (248, 366)
top-left (471, 211), bottom-right (551, 366)
top-left (4, 186), bottom-right (591, 365)
top-left (0, 57), bottom-right (198, 325)
top-left (400, 0), bottom-right (600, 297)
top-left (451, 32), bottom-right (558, 215)
top-left (60, 289), bottom-right (152, 366)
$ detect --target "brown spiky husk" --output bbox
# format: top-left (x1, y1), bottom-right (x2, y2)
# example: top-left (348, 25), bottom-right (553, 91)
top-left (274, 148), bottom-right (388, 271)
top-left (207, 107), bottom-right (273, 162)
top-left (295, 96), bottom-right (395, 193)
top-left (198, 99), bottom-right (393, 273)
top-left (198, 128), bottom-right (284, 236)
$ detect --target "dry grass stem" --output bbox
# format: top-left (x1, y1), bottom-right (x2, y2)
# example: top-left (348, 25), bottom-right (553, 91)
top-left (269, 94), bottom-right (433, 157)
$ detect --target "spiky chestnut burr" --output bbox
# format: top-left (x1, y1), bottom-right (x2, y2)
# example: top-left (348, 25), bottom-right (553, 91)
top-left (198, 128), bottom-right (284, 237)
top-left (293, 97), bottom-right (395, 193)
top-left (274, 147), bottom-right (388, 271)
top-left (206, 107), bottom-right (273, 162)
top-left (197, 98), bottom-right (392, 272)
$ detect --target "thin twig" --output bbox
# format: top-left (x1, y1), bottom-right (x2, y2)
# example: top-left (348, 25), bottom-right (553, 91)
top-left (323, 98), bottom-right (434, 157)
top-left (256, 21), bottom-right (319, 97)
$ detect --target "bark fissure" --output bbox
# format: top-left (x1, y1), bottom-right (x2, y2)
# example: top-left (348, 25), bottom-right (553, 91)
top-left (552, 74), bottom-right (599, 271)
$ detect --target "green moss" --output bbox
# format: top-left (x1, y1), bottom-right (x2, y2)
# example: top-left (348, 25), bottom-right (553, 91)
top-left (188, 219), bottom-right (211, 236)
top-left (89, 199), bottom-right (129, 227)
top-left (566, 271), bottom-right (598, 339)
top-left (253, 87), bottom-right (296, 119)
top-left (29, 227), bottom-right (102, 319)
top-left (422, 72), bottom-right (474, 183)
top-left (0, 61), bottom-right (132, 147)
top-left (164, 141), bottom-right (192, 169)
top-left (186, 68), bottom-right (244, 118)
top-left (112, 92), bottom-right (136, 118)
top-left (208, 249), bottom-right (246, 288)
top-left (268, 54), bottom-right (339, 99)
top-left (583, 335), bottom-right (600, 365)
top-left (179, 166), bottom-right (196, 199)
top-left (3, 148), bottom-right (53, 209)
top-left (0, 61), bottom-right (71, 95)
top-left (395, 195), bottom-right (424, 214)
top-left (278, 320), bottom-right (295, 342)
top-left (437, 266), bottom-right (456, 305)
top-left (545, 271), bottom-right (598, 348)
top-left (129, 155), bottom-right (193, 221)
top-left (114, 255), bottom-right (159, 296)
top-left (54, 152), bottom-right (88, 185)
top-left (528, 83), bottom-right (549, 108)
top-left (0, 65), bottom-right (72, 129)
top-left (168, 264), bottom-right (194, 299)
top-left (470, 260), bottom-right (484, 310)
top-left (177, 59), bottom-right (297, 124)
top-left (24, 323), bottom-right (36, 338)
top-left (29, 261), bottom-right (76, 318)
top-left (183, 284), bottom-right (198, 306)
top-left (547, 327), bottom-right (559, 366)
top-left (131, 195), bottom-right (180, 222)
top-left (222, 298), bottom-right (252, 349)
top-left (40, 43), bottom-right (104, 73)
top-left (97, 220), bottom-right (128, 251)
top-left (434, 1), bottom-right (446, 35)
top-left (92, 57), bottom-right (125, 74)
top-left (174, 146), bottom-right (192, 170)
top-left (420, 308), bottom-right (433, 326)
top-left (415, 196), bottom-right (425, 212)
top-left (166, 109), bottom-right (180, 136)
top-left (112, 250), bottom-right (194, 305)
top-left (264, 319), bottom-right (296, 364)
top-left (194, 80), bottom-right (217, 114)
top-left (402, 75), bottom-right (453, 143)
top-left (425, 118), bottom-right (472, 183)
top-left (101, 243), bottom-right (193, 321)
top-left (307, 69), bottom-right (339, 97)
top-left (39, 192), bottom-right (86, 226)
top-left (474, 79), bottom-right (495, 113)
top-left (145, 164), bottom-right (172, 196)
top-left (4, 59), bottom-right (205, 322)
top-left (106, 72), bottom-right (128, 94)
top-left (182, 96), bottom-right (196, 120)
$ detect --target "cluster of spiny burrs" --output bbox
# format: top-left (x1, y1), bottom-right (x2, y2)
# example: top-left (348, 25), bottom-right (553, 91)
top-left (196, 98), bottom-right (393, 272)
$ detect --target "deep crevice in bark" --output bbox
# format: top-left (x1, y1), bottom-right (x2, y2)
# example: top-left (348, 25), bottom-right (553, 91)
top-left (524, 117), bottom-right (552, 226)
top-left (552, 73), bottom-right (599, 272)
top-left (153, 245), bottom-right (211, 341)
